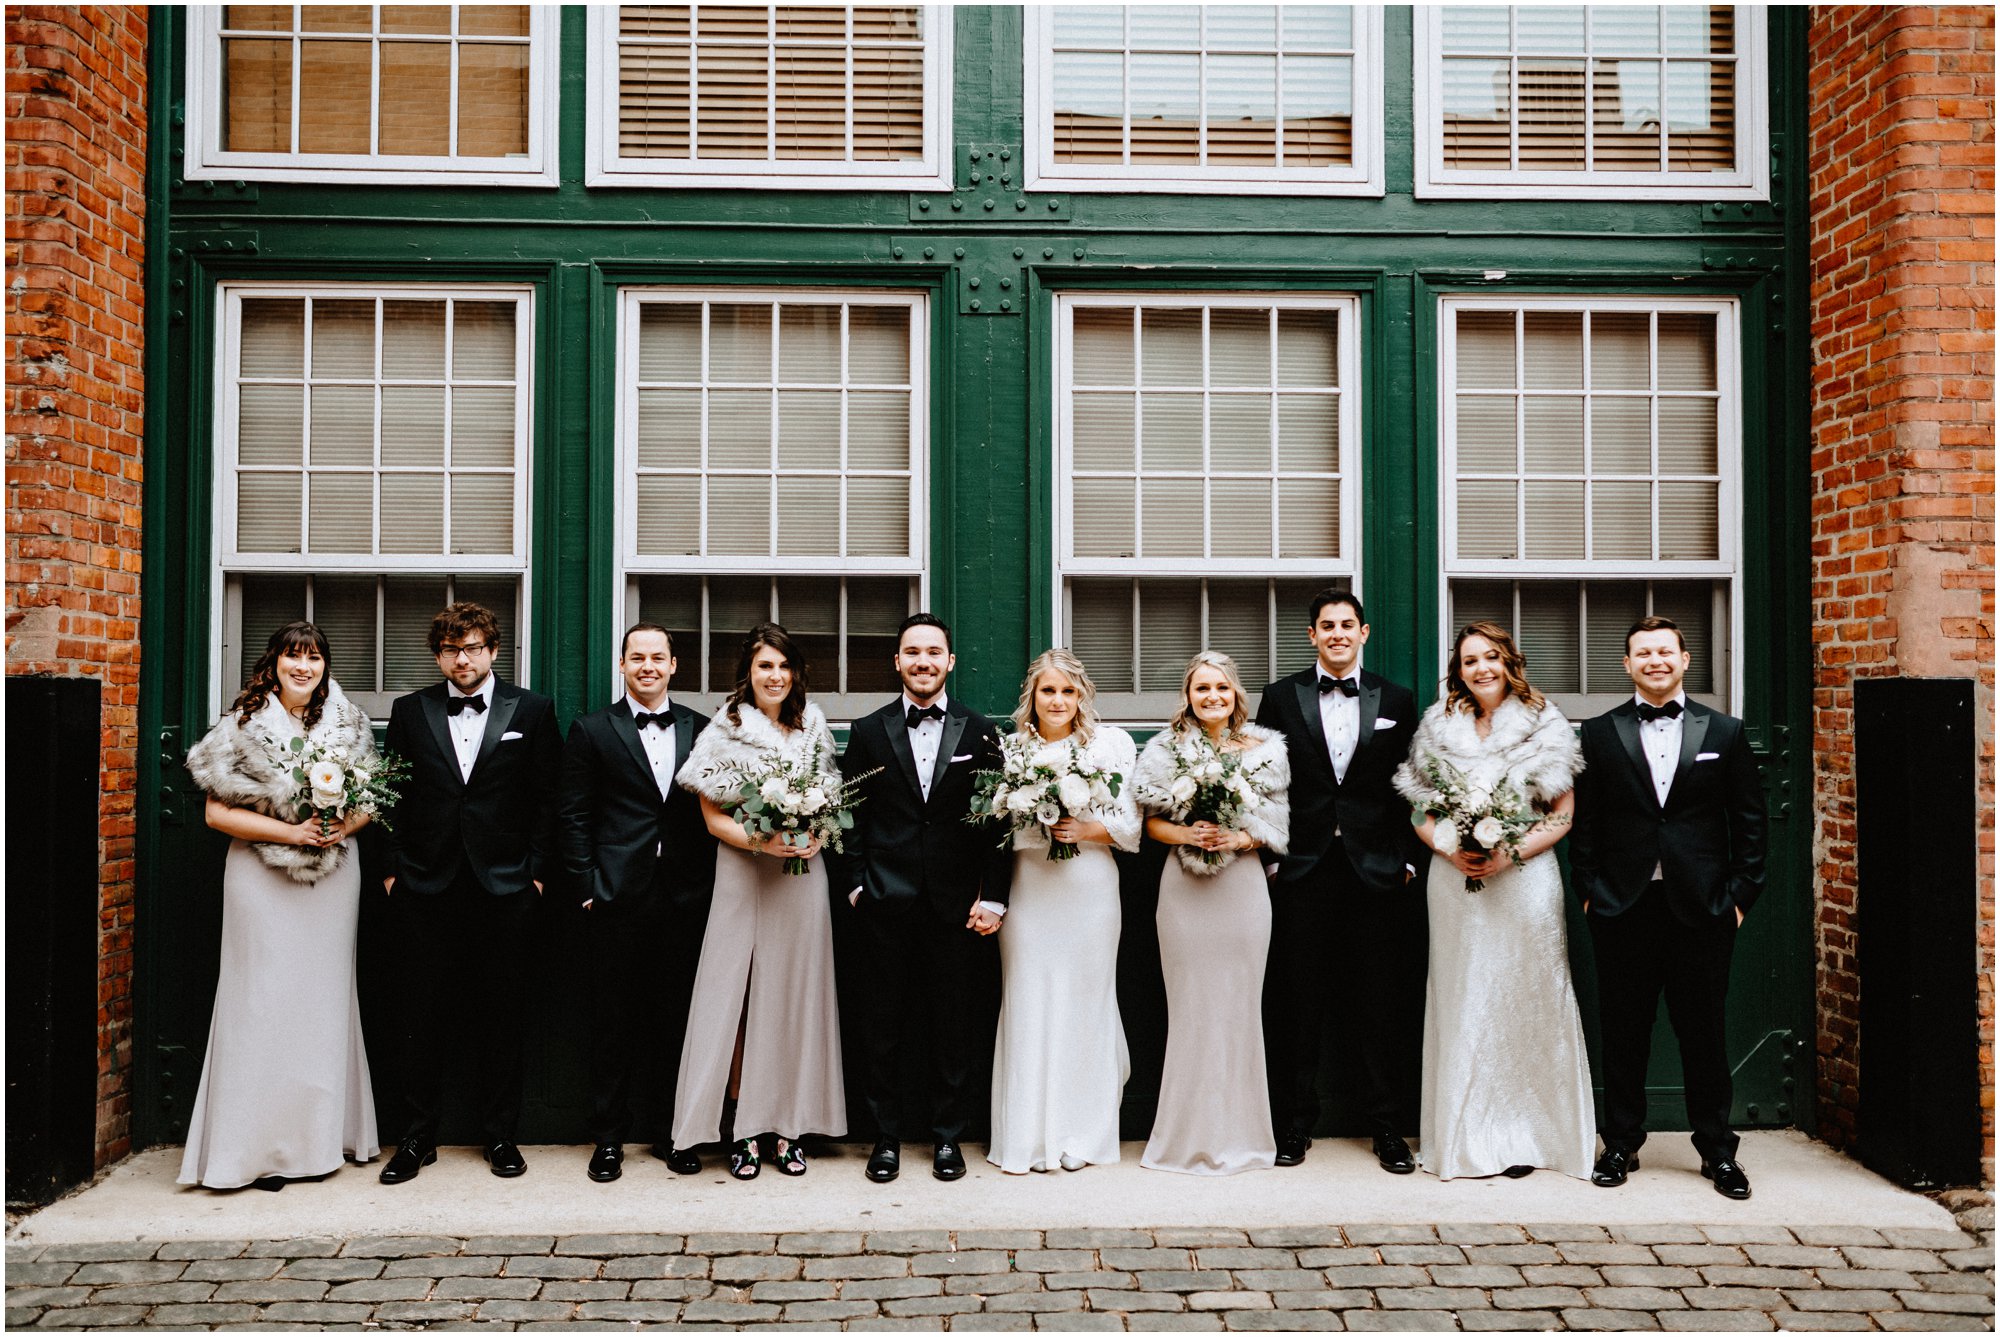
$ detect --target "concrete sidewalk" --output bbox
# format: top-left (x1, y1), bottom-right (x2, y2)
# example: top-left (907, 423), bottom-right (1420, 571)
top-left (6, 1132), bottom-right (1960, 1245)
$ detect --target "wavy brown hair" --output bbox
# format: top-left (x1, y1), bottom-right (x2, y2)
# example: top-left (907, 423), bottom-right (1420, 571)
top-left (231, 621), bottom-right (332, 730)
top-left (724, 621), bottom-right (810, 731)
top-left (1011, 647), bottom-right (1099, 745)
top-left (1443, 621), bottom-right (1546, 716)
top-left (1167, 650), bottom-right (1250, 738)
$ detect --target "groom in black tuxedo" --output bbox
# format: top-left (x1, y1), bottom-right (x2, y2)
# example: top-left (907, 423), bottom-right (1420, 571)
top-left (557, 623), bottom-right (717, 1184)
top-left (836, 614), bottom-right (1013, 1183)
top-left (378, 601), bottom-right (561, 1183)
top-left (1254, 588), bottom-right (1426, 1172)
top-left (1572, 615), bottom-right (1766, 1200)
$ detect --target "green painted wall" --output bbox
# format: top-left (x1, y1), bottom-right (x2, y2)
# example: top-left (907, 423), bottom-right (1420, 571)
top-left (136, 7), bottom-right (1815, 1147)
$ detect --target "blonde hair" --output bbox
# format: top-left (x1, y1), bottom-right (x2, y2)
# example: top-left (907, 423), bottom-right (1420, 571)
top-left (1012, 648), bottom-right (1099, 744)
top-left (1168, 650), bottom-right (1250, 737)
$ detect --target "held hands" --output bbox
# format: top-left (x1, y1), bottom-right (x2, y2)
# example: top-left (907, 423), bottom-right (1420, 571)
top-left (1048, 816), bottom-right (1109, 846)
top-left (1181, 821), bottom-right (1253, 854)
top-left (762, 829), bottom-right (824, 861)
top-left (1450, 846), bottom-right (1513, 880)
top-left (291, 817), bottom-right (344, 849)
top-left (966, 904), bottom-right (1002, 936)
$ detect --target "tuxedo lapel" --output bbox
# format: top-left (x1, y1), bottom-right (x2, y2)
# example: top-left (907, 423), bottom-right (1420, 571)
top-left (1612, 705), bottom-right (1649, 796)
top-left (420, 689), bottom-right (459, 786)
top-left (469, 685), bottom-right (519, 781)
top-left (1355, 674), bottom-right (1382, 757)
top-left (1666, 706), bottom-right (1711, 806)
top-left (931, 708), bottom-right (969, 800)
top-left (674, 706), bottom-right (699, 786)
top-left (883, 708), bottom-right (923, 796)
top-left (1293, 676), bottom-right (1332, 777)
top-left (608, 702), bottom-right (653, 789)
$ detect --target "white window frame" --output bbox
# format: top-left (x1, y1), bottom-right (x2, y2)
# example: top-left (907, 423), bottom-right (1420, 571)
top-left (615, 286), bottom-right (931, 719)
top-left (184, 5), bottom-right (562, 187)
top-left (210, 281), bottom-right (537, 720)
top-left (1414, 5), bottom-right (1768, 201)
top-left (1055, 291), bottom-right (1363, 722)
top-left (1436, 292), bottom-right (1744, 712)
top-left (586, 6), bottom-right (954, 190)
top-left (1024, 6), bottom-right (1385, 197)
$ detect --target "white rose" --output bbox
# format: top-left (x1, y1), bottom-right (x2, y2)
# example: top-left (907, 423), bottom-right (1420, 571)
top-left (352, 769), bottom-right (370, 786)
top-left (307, 760), bottom-right (345, 807)
top-left (1057, 774), bottom-right (1092, 813)
top-left (1032, 744), bottom-right (1068, 772)
top-left (1432, 818), bottom-right (1460, 855)
top-left (1169, 775), bottom-right (1199, 805)
top-left (1090, 779), bottom-right (1113, 806)
top-left (1464, 788), bottom-right (1492, 814)
top-left (1473, 816), bottom-right (1506, 848)
top-left (1007, 789), bottom-right (1039, 814)
top-left (1199, 760), bottom-right (1223, 781)
top-left (800, 787), bottom-right (827, 813)
top-left (759, 776), bottom-right (788, 805)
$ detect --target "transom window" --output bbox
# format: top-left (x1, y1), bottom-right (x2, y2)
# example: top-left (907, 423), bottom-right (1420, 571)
top-left (1025, 6), bottom-right (1383, 195)
top-left (185, 6), bottom-right (560, 186)
top-left (588, 6), bottom-right (952, 188)
top-left (215, 285), bottom-right (534, 719)
top-left (618, 289), bottom-right (928, 718)
top-left (1056, 293), bottom-right (1360, 721)
top-left (1416, 5), bottom-right (1767, 199)
top-left (1440, 295), bottom-right (1739, 712)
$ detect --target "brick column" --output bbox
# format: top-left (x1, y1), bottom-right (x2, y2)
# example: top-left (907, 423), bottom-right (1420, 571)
top-left (4, 6), bottom-right (149, 1168)
top-left (1807, 6), bottom-right (1995, 1180)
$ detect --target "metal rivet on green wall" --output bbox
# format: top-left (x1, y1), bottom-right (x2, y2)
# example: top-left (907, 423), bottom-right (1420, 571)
top-left (968, 277), bottom-right (981, 289)
top-left (1000, 149), bottom-right (1011, 160)
top-left (951, 199), bottom-right (963, 211)
top-left (1043, 248), bottom-right (1054, 259)
top-left (1049, 199), bottom-right (1061, 211)
top-left (918, 199), bottom-right (930, 211)
top-left (1001, 301), bottom-right (1012, 311)
top-left (954, 248), bottom-right (965, 259)
top-left (970, 300), bottom-right (981, 311)
top-left (1073, 248), bottom-right (1085, 259)
top-left (1015, 198), bottom-right (1027, 211)
top-left (970, 173), bottom-right (981, 185)
top-left (1001, 175), bottom-right (1011, 187)
top-left (1000, 278), bottom-right (1011, 289)
top-left (983, 199), bottom-right (995, 211)
top-left (893, 247), bottom-right (904, 258)
top-left (923, 247), bottom-right (935, 259)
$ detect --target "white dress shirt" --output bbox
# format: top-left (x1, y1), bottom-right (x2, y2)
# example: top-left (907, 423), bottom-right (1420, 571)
top-left (906, 691), bottom-right (947, 801)
top-left (446, 673), bottom-right (496, 783)
top-left (1317, 670), bottom-right (1361, 782)
top-left (1638, 691), bottom-right (1687, 879)
top-left (628, 695), bottom-right (678, 800)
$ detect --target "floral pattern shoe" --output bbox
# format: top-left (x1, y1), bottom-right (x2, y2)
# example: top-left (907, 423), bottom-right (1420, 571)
top-left (728, 1138), bottom-right (762, 1180)
top-left (773, 1138), bottom-right (808, 1176)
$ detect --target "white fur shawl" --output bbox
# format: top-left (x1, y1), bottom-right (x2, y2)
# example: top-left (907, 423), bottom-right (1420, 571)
top-left (1393, 695), bottom-right (1582, 813)
top-left (184, 681), bottom-right (376, 884)
top-left (1009, 724), bottom-right (1142, 855)
top-left (1132, 724), bottom-right (1290, 874)
top-left (676, 699), bottom-right (840, 803)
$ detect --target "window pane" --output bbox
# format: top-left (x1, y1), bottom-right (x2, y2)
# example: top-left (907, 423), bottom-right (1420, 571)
top-left (709, 305), bottom-right (773, 381)
top-left (1455, 311), bottom-right (1516, 388)
top-left (1277, 396), bottom-right (1339, 473)
top-left (1651, 582), bottom-right (1715, 692)
top-left (1456, 395), bottom-right (1516, 472)
top-left (776, 46), bottom-right (847, 161)
top-left (778, 305), bottom-right (842, 383)
top-left (382, 6), bottom-right (453, 35)
top-left (1140, 308), bottom-right (1203, 384)
top-left (1450, 579), bottom-right (1513, 635)
top-left (303, 6), bottom-right (373, 33)
top-left (1593, 59), bottom-right (1661, 172)
top-left (1074, 309), bottom-right (1136, 384)
top-left (241, 298), bottom-right (305, 375)
top-left (1590, 480), bottom-right (1651, 559)
top-left (847, 390), bottom-right (910, 470)
top-left (1523, 312), bottom-right (1583, 388)
top-left (635, 574), bottom-right (704, 687)
top-left (1442, 7), bottom-right (1511, 53)
top-left (1074, 393), bottom-right (1137, 472)
top-left (313, 576), bottom-right (380, 693)
top-left (383, 300), bottom-right (447, 377)
top-left (776, 475), bottom-right (841, 555)
top-left (1523, 481), bottom-right (1585, 558)
top-left (1591, 397), bottom-right (1650, 474)
top-left (309, 473), bottom-right (374, 552)
top-left (1210, 396), bottom-right (1271, 472)
top-left (310, 385), bottom-right (375, 467)
top-left (1129, 53), bottom-right (1201, 166)
top-left (1584, 580), bottom-right (1647, 691)
top-left (773, 575), bottom-right (839, 683)
top-left (697, 45), bottom-right (770, 156)
top-left (1204, 579), bottom-right (1270, 685)
top-left (707, 476), bottom-right (770, 552)
top-left (451, 386), bottom-right (516, 468)
top-left (1140, 478), bottom-right (1203, 557)
top-left (1658, 397), bottom-right (1718, 473)
top-left (1283, 56), bottom-right (1353, 166)
top-left (380, 42), bottom-right (452, 156)
top-left (380, 474), bottom-right (445, 553)
top-left (1210, 479), bottom-right (1272, 557)
top-left (1073, 479), bottom-right (1137, 557)
top-left (639, 304), bottom-right (702, 380)
top-left (1071, 578), bottom-right (1137, 694)
top-left (1206, 55), bottom-right (1277, 167)
top-left (239, 385), bottom-right (303, 467)
top-left (312, 299), bottom-right (376, 378)
top-left (453, 302), bottom-right (517, 380)
top-left (450, 475), bottom-right (514, 553)
top-left (1517, 60), bottom-right (1585, 171)
top-left (636, 389), bottom-right (701, 470)
top-left (1277, 477), bottom-right (1340, 558)
top-left (1457, 479), bottom-right (1517, 559)
top-left (845, 576), bottom-right (911, 694)
top-left (1657, 313), bottom-right (1717, 389)
top-left (1517, 580), bottom-right (1581, 692)
top-left (297, 41), bottom-right (373, 155)
top-left (1658, 481), bottom-right (1719, 559)
top-left (1052, 51), bottom-right (1126, 164)
top-left (1441, 56), bottom-right (1510, 169)
top-left (224, 7), bottom-right (293, 32)
top-left (845, 477), bottom-right (909, 557)
top-left (1524, 396), bottom-right (1584, 473)
top-left (847, 306), bottom-right (910, 383)
top-left (1589, 311), bottom-right (1651, 389)
top-left (1138, 579), bottom-right (1202, 691)
top-left (635, 476), bottom-right (700, 554)
top-left (1273, 579), bottom-right (1325, 677)
top-left (777, 390), bottom-right (842, 471)
top-left (708, 390), bottom-right (771, 469)
top-left (458, 43), bottom-right (531, 157)
top-left (1209, 310), bottom-right (1271, 387)
top-left (383, 575), bottom-right (454, 690)
top-left (459, 5), bottom-right (531, 38)
top-left (1140, 393), bottom-right (1202, 471)
top-left (707, 574), bottom-right (773, 689)
top-left (852, 45), bottom-right (925, 161)
top-left (239, 473), bottom-right (303, 552)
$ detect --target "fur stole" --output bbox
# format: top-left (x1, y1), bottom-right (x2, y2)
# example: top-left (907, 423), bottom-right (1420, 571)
top-left (1393, 694), bottom-right (1582, 813)
top-left (1132, 723), bottom-right (1291, 873)
top-left (1008, 724), bottom-right (1142, 855)
top-left (184, 681), bottom-right (376, 884)
top-left (676, 699), bottom-right (839, 803)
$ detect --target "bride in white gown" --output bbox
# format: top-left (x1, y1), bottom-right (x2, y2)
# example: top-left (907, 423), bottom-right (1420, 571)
top-left (987, 649), bottom-right (1140, 1174)
top-left (1394, 622), bottom-right (1592, 1181)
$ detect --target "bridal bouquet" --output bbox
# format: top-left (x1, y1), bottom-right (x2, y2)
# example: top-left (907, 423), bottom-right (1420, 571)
top-left (1133, 732), bottom-right (1281, 873)
top-left (278, 734), bottom-right (410, 837)
top-left (724, 754), bottom-right (874, 875)
top-left (1410, 755), bottom-right (1537, 893)
top-left (969, 730), bottom-right (1123, 861)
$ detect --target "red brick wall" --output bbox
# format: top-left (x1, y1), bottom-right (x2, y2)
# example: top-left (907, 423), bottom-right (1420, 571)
top-left (4, 5), bottom-right (149, 1169)
top-left (1808, 6), bottom-right (1995, 1181)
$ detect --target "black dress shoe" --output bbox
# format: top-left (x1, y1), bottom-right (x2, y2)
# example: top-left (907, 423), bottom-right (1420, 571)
top-left (1702, 1158), bottom-right (1751, 1200)
top-left (587, 1143), bottom-right (622, 1183)
top-left (1373, 1134), bottom-right (1416, 1174)
top-left (1592, 1148), bottom-right (1639, 1187)
top-left (379, 1137), bottom-right (436, 1185)
top-left (485, 1141), bottom-right (528, 1178)
top-left (1502, 1164), bottom-right (1535, 1179)
top-left (1274, 1132), bottom-right (1312, 1167)
top-left (251, 1176), bottom-right (287, 1192)
top-left (933, 1142), bottom-right (966, 1181)
top-left (866, 1138), bottom-right (900, 1183)
top-left (651, 1143), bottom-right (702, 1175)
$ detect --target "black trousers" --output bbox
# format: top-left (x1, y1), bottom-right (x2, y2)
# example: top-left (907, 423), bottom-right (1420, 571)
top-left (391, 872), bottom-right (535, 1146)
top-left (1589, 882), bottom-right (1740, 1162)
top-left (1264, 844), bottom-right (1414, 1139)
top-left (854, 899), bottom-right (989, 1145)
top-left (584, 890), bottom-right (708, 1147)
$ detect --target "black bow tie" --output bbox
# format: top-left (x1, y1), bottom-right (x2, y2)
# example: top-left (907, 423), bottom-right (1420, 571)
top-left (447, 695), bottom-right (487, 716)
top-left (633, 711), bottom-right (668, 731)
top-left (906, 703), bottom-right (945, 728)
top-left (1317, 675), bottom-right (1359, 698)
top-left (1636, 699), bottom-right (1685, 724)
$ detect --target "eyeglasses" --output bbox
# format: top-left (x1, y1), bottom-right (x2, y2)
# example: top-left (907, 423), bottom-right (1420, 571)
top-left (436, 642), bottom-right (493, 661)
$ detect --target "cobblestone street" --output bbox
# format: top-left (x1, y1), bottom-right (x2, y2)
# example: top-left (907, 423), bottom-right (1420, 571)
top-left (7, 1218), bottom-right (1992, 1332)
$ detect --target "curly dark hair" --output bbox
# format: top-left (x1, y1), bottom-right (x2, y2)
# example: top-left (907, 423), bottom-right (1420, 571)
top-left (1443, 621), bottom-right (1546, 716)
top-left (231, 621), bottom-right (332, 730)
top-left (725, 622), bottom-right (810, 731)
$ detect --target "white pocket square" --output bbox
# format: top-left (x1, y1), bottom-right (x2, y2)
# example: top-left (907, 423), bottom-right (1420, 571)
top-left (1696, 751), bottom-right (1719, 761)
top-left (501, 730), bottom-right (524, 741)
top-left (950, 753), bottom-right (975, 763)
top-left (1374, 718), bottom-right (1398, 729)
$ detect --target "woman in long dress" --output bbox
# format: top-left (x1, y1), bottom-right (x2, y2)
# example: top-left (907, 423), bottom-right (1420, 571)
top-left (1394, 621), bottom-right (1592, 1181)
top-left (1133, 651), bottom-right (1288, 1176)
top-left (987, 649), bottom-right (1139, 1174)
top-left (179, 621), bottom-right (379, 1190)
top-left (672, 622), bottom-right (845, 1179)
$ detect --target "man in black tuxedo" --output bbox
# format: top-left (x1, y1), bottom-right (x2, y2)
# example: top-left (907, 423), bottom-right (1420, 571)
top-left (1572, 615), bottom-right (1767, 1200)
top-left (836, 614), bottom-right (1013, 1183)
top-left (1254, 588), bottom-right (1426, 1172)
top-left (557, 623), bottom-right (717, 1184)
top-left (378, 601), bottom-right (561, 1183)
